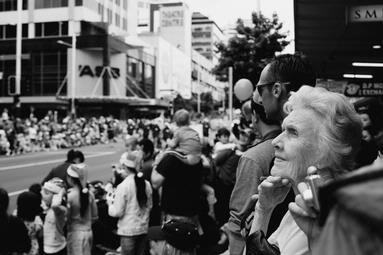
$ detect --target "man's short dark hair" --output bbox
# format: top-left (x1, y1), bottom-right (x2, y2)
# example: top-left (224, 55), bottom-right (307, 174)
top-left (251, 100), bottom-right (280, 126)
top-left (0, 187), bottom-right (9, 215)
top-left (72, 150), bottom-right (85, 163)
top-left (66, 149), bottom-right (76, 162)
top-left (269, 52), bottom-right (316, 92)
top-left (217, 127), bottom-right (230, 137)
top-left (139, 139), bottom-right (154, 157)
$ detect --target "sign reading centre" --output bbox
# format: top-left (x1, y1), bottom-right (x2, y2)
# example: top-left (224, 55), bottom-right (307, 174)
top-left (160, 8), bottom-right (184, 27)
top-left (348, 5), bottom-right (383, 22)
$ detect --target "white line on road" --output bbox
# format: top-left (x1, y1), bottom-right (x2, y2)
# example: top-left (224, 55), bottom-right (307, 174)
top-left (0, 151), bottom-right (65, 162)
top-left (0, 151), bottom-right (116, 172)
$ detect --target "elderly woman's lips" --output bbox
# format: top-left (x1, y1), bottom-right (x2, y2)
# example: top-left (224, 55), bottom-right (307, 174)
top-left (274, 156), bottom-right (285, 162)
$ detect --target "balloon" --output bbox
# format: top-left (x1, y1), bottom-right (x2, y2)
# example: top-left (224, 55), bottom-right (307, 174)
top-left (234, 79), bottom-right (253, 101)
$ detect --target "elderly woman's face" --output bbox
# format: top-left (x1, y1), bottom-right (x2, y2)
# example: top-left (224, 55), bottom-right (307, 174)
top-left (271, 109), bottom-right (322, 184)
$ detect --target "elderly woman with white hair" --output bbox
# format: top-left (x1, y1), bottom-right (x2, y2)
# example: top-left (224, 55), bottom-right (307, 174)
top-left (246, 86), bottom-right (363, 255)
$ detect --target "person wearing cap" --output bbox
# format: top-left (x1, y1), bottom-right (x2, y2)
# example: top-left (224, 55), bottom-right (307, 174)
top-left (107, 151), bottom-right (152, 255)
top-left (66, 164), bottom-right (98, 255)
top-left (41, 178), bottom-right (67, 255)
top-left (148, 219), bottom-right (199, 255)
top-left (42, 149), bottom-right (85, 188)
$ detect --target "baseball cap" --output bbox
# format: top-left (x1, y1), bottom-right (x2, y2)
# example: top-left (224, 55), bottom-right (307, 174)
top-left (148, 219), bottom-right (199, 251)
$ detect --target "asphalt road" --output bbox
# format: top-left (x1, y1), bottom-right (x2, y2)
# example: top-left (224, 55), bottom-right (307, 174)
top-left (0, 140), bottom-right (126, 212)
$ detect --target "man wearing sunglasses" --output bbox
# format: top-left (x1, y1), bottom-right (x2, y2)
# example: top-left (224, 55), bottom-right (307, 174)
top-left (226, 53), bottom-right (316, 255)
top-left (254, 52), bottom-right (316, 124)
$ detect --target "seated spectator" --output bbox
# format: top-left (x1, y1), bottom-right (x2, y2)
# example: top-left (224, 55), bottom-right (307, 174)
top-left (246, 86), bottom-right (362, 255)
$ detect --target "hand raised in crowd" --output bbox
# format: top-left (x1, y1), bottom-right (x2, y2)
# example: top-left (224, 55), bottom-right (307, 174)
top-left (256, 175), bottom-right (291, 212)
top-left (289, 166), bottom-right (322, 246)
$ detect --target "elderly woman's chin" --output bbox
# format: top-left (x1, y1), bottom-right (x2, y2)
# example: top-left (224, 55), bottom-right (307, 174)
top-left (270, 158), bottom-right (305, 184)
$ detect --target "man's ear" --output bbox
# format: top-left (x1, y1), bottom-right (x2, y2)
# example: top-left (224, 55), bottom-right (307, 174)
top-left (271, 83), bottom-right (283, 99)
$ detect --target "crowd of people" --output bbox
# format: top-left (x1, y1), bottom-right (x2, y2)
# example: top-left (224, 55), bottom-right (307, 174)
top-left (1, 52), bottom-right (383, 255)
top-left (0, 110), bottom-right (125, 156)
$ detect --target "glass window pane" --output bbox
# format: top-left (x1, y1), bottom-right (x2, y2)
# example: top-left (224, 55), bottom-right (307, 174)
top-left (22, 0), bottom-right (28, 9)
top-left (60, 21), bottom-right (68, 35)
top-left (75, 0), bottom-right (82, 6)
top-left (35, 23), bottom-right (42, 37)
top-left (44, 22), bottom-right (59, 36)
top-left (5, 0), bottom-right (14, 11)
top-left (5, 25), bottom-right (16, 38)
top-left (0, 26), bottom-right (3, 39)
top-left (43, 0), bottom-right (51, 8)
top-left (22, 23), bottom-right (28, 37)
top-left (35, 0), bottom-right (43, 9)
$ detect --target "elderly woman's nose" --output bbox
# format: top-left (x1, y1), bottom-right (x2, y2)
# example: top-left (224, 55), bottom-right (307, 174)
top-left (272, 134), bottom-right (282, 148)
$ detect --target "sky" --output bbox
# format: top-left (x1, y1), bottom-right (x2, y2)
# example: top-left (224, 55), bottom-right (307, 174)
top-left (184, 0), bottom-right (295, 52)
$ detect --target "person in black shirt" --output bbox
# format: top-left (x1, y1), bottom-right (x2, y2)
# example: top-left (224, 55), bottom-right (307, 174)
top-left (0, 187), bottom-right (31, 254)
top-left (151, 153), bottom-right (203, 218)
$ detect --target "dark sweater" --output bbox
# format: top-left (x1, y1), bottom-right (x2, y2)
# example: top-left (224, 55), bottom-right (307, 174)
top-left (0, 215), bottom-right (31, 254)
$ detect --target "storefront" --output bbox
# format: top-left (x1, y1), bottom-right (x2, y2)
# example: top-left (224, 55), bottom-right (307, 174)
top-left (294, 0), bottom-right (383, 97)
top-left (0, 21), bottom-right (158, 118)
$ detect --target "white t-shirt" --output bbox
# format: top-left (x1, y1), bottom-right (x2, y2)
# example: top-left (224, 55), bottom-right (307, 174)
top-left (268, 211), bottom-right (309, 255)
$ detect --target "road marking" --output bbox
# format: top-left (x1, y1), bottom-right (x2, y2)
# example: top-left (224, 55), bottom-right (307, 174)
top-left (0, 151), bottom-right (65, 162)
top-left (9, 189), bottom-right (28, 197)
top-left (0, 151), bottom-right (116, 172)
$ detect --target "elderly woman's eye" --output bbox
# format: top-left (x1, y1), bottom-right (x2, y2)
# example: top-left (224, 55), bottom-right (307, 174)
top-left (286, 127), bottom-right (298, 136)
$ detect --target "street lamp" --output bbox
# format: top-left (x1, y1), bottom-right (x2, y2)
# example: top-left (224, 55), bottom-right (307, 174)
top-left (57, 33), bottom-right (76, 118)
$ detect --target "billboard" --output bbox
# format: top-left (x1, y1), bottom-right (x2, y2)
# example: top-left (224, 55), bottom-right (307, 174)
top-left (67, 49), bottom-right (127, 98)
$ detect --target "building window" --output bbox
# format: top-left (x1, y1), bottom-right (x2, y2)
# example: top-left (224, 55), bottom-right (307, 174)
top-left (122, 18), bottom-right (127, 31)
top-left (22, 23), bottom-right (28, 37)
top-left (0, 24), bottom-right (28, 39)
top-left (115, 14), bottom-right (120, 27)
top-left (115, 0), bottom-right (120, 6)
top-left (5, 25), bottom-right (16, 38)
top-left (35, 0), bottom-right (68, 9)
top-left (123, 0), bottom-right (127, 10)
top-left (35, 21), bottom-right (68, 37)
top-left (107, 9), bottom-right (113, 24)
top-left (44, 22), bottom-right (59, 36)
top-left (60, 21), bottom-right (68, 35)
top-left (35, 23), bottom-right (42, 37)
top-left (0, 0), bottom-right (28, 11)
top-left (98, 3), bottom-right (104, 15)
top-left (75, 0), bottom-right (82, 6)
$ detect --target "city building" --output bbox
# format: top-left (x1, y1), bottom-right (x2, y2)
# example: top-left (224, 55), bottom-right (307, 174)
top-left (191, 50), bottom-right (226, 102)
top-left (294, 0), bottom-right (383, 97)
top-left (0, 0), bottom-right (164, 118)
top-left (137, 1), bottom-right (226, 106)
top-left (191, 12), bottom-right (224, 65)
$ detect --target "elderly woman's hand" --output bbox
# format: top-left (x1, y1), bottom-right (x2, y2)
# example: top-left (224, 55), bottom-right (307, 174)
top-left (257, 176), bottom-right (291, 212)
top-left (289, 182), bottom-right (321, 244)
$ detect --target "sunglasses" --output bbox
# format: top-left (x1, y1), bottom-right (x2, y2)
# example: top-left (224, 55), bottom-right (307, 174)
top-left (256, 82), bottom-right (291, 96)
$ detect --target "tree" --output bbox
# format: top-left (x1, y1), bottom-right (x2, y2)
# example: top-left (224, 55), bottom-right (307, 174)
top-left (214, 12), bottom-right (289, 104)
